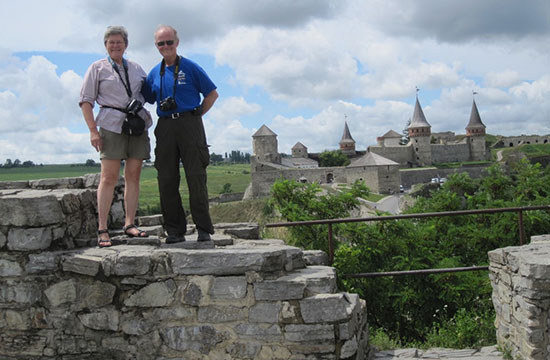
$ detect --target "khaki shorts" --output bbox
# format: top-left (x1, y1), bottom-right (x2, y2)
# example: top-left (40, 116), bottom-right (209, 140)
top-left (99, 128), bottom-right (151, 160)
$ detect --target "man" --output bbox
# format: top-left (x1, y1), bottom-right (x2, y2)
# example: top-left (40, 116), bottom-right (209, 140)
top-left (143, 25), bottom-right (218, 243)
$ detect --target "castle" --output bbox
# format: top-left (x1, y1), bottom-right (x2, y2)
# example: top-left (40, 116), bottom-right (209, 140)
top-left (246, 97), bottom-right (546, 198)
top-left (368, 97), bottom-right (490, 166)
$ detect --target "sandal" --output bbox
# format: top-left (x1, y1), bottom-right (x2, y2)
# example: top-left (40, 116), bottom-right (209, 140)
top-left (97, 229), bottom-right (112, 248)
top-left (123, 224), bottom-right (149, 238)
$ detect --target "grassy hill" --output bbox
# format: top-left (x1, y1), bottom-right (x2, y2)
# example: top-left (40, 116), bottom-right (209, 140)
top-left (0, 163), bottom-right (251, 216)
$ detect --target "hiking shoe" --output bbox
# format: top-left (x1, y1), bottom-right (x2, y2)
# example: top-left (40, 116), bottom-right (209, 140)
top-left (197, 228), bottom-right (212, 242)
top-left (166, 234), bottom-right (185, 244)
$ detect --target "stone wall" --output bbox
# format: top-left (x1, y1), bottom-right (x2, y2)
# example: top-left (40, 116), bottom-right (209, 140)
top-left (0, 177), bottom-right (371, 359)
top-left (0, 174), bottom-right (124, 251)
top-left (488, 234), bottom-right (550, 360)
top-left (399, 164), bottom-right (490, 188)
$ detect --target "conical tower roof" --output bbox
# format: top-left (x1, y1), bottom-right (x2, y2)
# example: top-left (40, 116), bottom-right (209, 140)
top-left (466, 99), bottom-right (486, 130)
top-left (252, 124), bottom-right (277, 137)
top-left (339, 121), bottom-right (355, 144)
top-left (408, 97), bottom-right (431, 129)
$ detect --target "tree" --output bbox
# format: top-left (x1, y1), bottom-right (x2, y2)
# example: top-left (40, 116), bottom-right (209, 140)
top-left (221, 183), bottom-right (233, 194)
top-left (22, 160), bottom-right (34, 167)
top-left (269, 160), bottom-right (550, 345)
top-left (210, 153), bottom-right (224, 164)
top-left (318, 150), bottom-right (350, 167)
top-left (85, 159), bottom-right (96, 166)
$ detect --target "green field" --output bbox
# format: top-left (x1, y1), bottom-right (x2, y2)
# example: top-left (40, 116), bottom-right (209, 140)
top-left (0, 163), bottom-right (251, 215)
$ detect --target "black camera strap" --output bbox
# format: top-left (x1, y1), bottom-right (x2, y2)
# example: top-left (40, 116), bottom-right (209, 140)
top-left (108, 57), bottom-right (132, 99)
top-left (159, 55), bottom-right (180, 102)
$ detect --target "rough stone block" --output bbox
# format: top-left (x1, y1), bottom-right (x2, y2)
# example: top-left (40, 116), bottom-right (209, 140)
top-left (0, 281), bottom-right (42, 305)
top-left (340, 335), bottom-right (358, 358)
top-left (209, 276), bottom-right (247, 299)
top-left (161, 325), bottom-right (225, 354)
top-left (79, 281), bottom-right (116, 309)
top-left (44, 280), bottom-right (77, 308)
top-left (78, 307), bottom-right (119, 331)
top-left (300, 293), bottom-right (354, 324)
top-left (254, 279), bottom-right (305, 301)
top-left (227, 342), bottom-right (262, 359)
top-left (303, 250), bottom-right (329, 266)
top-left (169, 247), bottom-right (287, 275)
top-left (0, 259), bottom-right (23, 277)
top-left (0, 231), bottom-right (6, 248)
top-left (197, 305), bottom-right (247, 323)
top-left (62, 254), bottom-right (102, 276)
top-left (284, 324), bottom-right (334, 342)
top-left (234, 323), bottom-right (282, 340)
top-left (7, 227), bottom-right (52, 251)
top-left (124, 280), bottom-right (176, 307)
top-left (249, 301), bottom-right (282, 323)
top-left (137, 214), bottom-right (164, 226)
top-left (0, 190), bottom-right (64, 227)
top-left (113, 248), bottom-right (152, 276)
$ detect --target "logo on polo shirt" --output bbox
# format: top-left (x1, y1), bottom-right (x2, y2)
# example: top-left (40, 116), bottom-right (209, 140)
top-left (177, 70), bottom-right (186, 85)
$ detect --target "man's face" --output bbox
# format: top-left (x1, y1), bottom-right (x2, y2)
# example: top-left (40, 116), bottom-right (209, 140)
top-left (155, 28), bottom-right (179, 60)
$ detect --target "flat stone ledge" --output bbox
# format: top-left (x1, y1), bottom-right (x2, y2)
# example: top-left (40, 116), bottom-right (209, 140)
top-left (55, 243), bottom-right (304, 277)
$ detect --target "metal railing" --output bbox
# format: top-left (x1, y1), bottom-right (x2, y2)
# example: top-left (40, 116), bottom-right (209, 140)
top-left (265, 205), bottom-right (550, 277)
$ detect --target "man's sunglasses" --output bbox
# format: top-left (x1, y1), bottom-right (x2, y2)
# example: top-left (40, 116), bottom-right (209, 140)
top-left (156, 40), bottom-right (175, 47)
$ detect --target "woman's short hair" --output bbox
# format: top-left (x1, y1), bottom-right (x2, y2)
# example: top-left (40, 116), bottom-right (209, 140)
top-left (104, 26), bottom-right (129, 46)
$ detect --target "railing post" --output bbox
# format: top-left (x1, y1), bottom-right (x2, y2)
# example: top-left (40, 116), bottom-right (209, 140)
top-left (518, 210), bottom-right (525, 245)
top-left (328, 223), bottom-right (334, 265)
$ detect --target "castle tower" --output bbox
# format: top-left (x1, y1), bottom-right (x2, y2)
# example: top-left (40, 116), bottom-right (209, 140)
top-left (339, 121), bottom-right (356, 155)
top-left (466, 99), bottom-right (487, 161)
top-left (292, 142), bottom-right (308, 158)
top-left (408, 96), bottom-right (432, 166)
top-left (252, 125), bottom-right (281, 165)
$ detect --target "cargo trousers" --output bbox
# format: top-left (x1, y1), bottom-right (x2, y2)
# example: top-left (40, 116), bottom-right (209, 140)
top-left (154, 113), bottom-right (214, 236)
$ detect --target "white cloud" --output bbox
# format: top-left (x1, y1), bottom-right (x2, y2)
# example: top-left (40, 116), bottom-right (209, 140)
top-left (485, 70), bottom-right (522, 89)
top-left (0, 0), bottom-right (549, 164)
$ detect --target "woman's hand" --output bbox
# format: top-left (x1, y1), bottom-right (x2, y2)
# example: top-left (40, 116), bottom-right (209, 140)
top-left (90, 130), bottom-right (102, 152)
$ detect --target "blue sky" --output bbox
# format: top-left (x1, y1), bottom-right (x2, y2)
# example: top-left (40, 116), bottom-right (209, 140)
top-left (0, 0), bottom-right (549, 164)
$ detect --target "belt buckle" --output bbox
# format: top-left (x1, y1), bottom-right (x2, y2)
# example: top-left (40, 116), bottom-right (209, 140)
top-left (170, 113), bottom-right (179, 120)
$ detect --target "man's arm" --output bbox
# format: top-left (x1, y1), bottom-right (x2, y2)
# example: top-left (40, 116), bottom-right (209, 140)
top-left (200, 89), bottom-right (218, 115)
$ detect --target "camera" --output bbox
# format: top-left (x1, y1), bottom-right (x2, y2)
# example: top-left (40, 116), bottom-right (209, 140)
top-left (125, 99), bottom-right (143, 115)
top-left (159, 97), bottom-right (177, 112)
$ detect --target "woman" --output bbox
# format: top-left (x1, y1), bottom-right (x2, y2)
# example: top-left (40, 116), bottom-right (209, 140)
top-left (79, 26), bottom-right (152, 247)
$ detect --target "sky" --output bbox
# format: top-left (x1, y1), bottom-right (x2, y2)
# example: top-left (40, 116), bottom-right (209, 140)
top-left (0, 0), bottom-right (549, 164)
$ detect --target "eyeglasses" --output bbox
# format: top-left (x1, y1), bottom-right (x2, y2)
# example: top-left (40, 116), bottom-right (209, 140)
top-left (156, 40), bottom-right (175, 47)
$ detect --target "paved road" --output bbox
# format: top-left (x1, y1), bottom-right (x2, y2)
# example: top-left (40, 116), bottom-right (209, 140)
top-left (374, 346), bottom-right (505, 359)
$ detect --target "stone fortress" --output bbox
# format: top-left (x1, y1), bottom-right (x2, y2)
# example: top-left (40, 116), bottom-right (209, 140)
top-left (246, 96), bottom-right (550, 199)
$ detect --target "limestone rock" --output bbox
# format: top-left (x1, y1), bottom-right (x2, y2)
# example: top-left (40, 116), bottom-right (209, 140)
top-left (0, 259), bottom-right (23, 277)
top-left (44, 279), bottom-right (77, 307)
top-left (208, 276), bottom-right (247, 299)
top-left (7, 227), bottom-right (52, 251)
top-left (300, 293), bottom-right (355, 323)
top-left (78, 307), bottom-right (119, 331)
top-left (0, 190), bottom-right (64, 227)
top-left (124, 280), bottom-right (176, 307)
top-left (161, 325), bottom-right (225, 354)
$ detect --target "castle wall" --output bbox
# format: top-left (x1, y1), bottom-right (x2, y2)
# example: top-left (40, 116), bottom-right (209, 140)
top-left (0, 177), bottom-right (370, 360)
top-left (250, 161), bottom-right (400, 198)
top-left (489, 234), bottom-right (550, 360)
top-left (498, 135), bottom-right (550, 147)
top-left (368, 145), bottom-right (414, 165)
top-left (399, 164), bottom-right (490, 188)
top-left (431, 143), bottom-right (471, 163)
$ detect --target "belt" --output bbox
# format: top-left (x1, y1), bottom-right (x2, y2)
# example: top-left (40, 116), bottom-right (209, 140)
top-left (160, 106), bottom-right (202, 120)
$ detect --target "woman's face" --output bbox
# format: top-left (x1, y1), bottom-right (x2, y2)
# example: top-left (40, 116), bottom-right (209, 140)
top-left (105, 34), bottom-right (126, 61)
